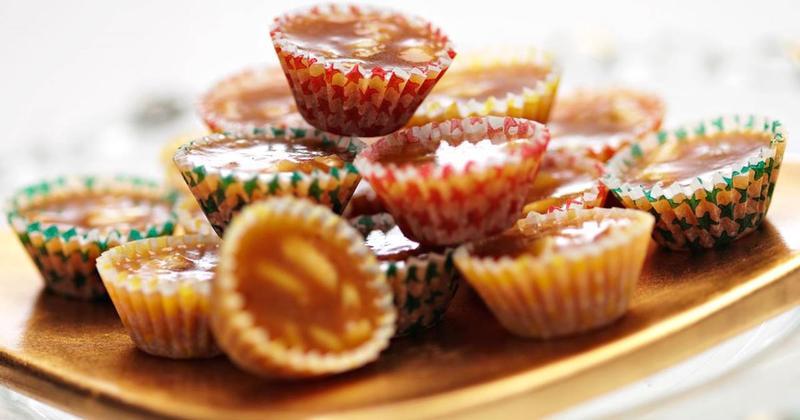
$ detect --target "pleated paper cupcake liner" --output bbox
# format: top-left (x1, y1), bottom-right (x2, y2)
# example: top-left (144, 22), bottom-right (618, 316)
top-left (270, 4), bottom-right (456, 137)
top-left (198, 66), bottom-right (302, 134)
top-left (197, 66), bottom-right (354, 143)
top-left (173, 132), bottom-right (364, 236)
top-left (355, 116), bottom-right (550, 246)
top-left (6, 176), bottom-right (178, 300)
top-left (349, 212), bottom-right (458, 336)
top-left (522, 150), bottom-right (608, 215)
top-left (602, 114), bottom-right (787, 250)
top-left (409, 47), bottom-right (560, 126)
top-left (454, 208), bottom-right (654, 339)
top-left (550, 88), bottom-right (664, 162)
top-left (96, 235), bottom-right (221, 359)
top-left (211, 197), bottom-right (396, 378)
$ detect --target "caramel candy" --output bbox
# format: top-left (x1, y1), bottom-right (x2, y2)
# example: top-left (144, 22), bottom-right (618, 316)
top-left (279, 10), bottom-right (444, 69)
top-left (211, 198), bottom-right (395, 378)
top-left (427, 64), bottom-right (550, 103)
top-left (522, 153), bottom-right (605, 214)
top-left (549, 89), bottom-right (664, 161)
top-left (627, 133), bottom-right (771, 188)
top-left (236, 226), bottom-right (382, 352)
top-left (408, 48), bottom-right (559, 126)
top-left (354, 116), bottom-right (549, 246)
top-left (8, 176), bottom-right (177, 300)
top-left (602, 115), bottom-right (786, 250)
top-left (181, 136), bottom-right (352, 175)
top-left (454, 208), bottom-right (655, 338)
top-left (97, 235), bottom-right (221, 359)
top-left (22, 194), bottom-right (173, 235)
top-left (525, 169), bottom-right (596, 211)
top-left (356, 213), bottom-right (458, 336)
top-left (200, 67), bottom-right (307, 131)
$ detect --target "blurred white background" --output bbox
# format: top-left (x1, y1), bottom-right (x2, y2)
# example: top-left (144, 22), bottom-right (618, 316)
top-left (0, 0), bottom-right (799, 192)
top-left (0, 0), bottom-right (799, 418)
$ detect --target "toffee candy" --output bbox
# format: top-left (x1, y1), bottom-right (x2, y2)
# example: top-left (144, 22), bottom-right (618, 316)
top-left (173, 132), bottom-right (363, 236)
top-left (522, 151), bottom-right (607, 214)
top-left (603, 115), bottom-right (787, 250)
top-left (549, 88), bottom-right (664, 162)
top-left (410, 48), bottom-right (560, 126)
top-left (96, 235), bottom-right (221, 359)
top-left (350, 213), bottom-right (458, 336)
top-left (198, 66), bottom-right (313, 135)
top-left (270, 4), bottom-right (455, 137)
top-left (355, 116), bottom-right (550, 246)
top-left (211, 197), bottom-right (396, 378)
top-left (454, 208), bottom-right (654, 338)
top-left (6, 176), bottom-right (177, 299)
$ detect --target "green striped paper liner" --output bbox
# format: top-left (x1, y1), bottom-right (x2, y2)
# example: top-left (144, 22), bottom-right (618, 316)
top-left (6, 175), bottom-right (178, 299)
top-left (602, 114), bottom-right (786, 250)
top-left (350, 213), bottom-right (459, 336)
top-left (173, 131), bottom-right (364, 236)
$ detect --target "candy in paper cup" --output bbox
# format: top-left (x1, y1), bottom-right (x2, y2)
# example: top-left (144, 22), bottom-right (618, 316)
top-left (350, 213), bottom-right (459, 336)
top-left (522, 150), bottom-right (608, 214)
top-left (549, 88), bottom-right (665, 162)
top-left (270, 4), bottom-right (456, 137)
top-left (6, 176), bottom-right (178, 300)
top-left (173, 131), bottom-right (364, 236)
top-left (96, 235), bottom-right (221, 359)
top-left (354, 116), bottom-right (550, 246)
top-left (454, 208), bottom-right (654, 338)
top-left (409, 47), bottom-right (560, 126)
top-left (602, 115), bottom-right (787, 251)
top-left (211, 197), bottom-right (396, 378)
top-left (197, 66), bottom-right (322, 136)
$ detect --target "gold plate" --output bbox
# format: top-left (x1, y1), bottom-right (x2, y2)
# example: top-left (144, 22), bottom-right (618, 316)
top-left (1, 160), bottom-right (800, 419)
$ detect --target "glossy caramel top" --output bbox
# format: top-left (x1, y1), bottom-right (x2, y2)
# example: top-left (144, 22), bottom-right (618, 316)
top-left (471, 218), bottom-right (631, 260)
top-left (280, 12), bottom-right (442, 68)
top-left (549, 91), bottom-right (659, 150)
top-left (428, 64), bottom-right (550, 102)
top-left (375, 138), bottom-right (526, 170)
top-left (526, 165), bottom-right (597, 205)
top-left (204, 68), bottom-right (305, 128)
top-left (626, 133), bottom-right (771, 187)
top-left (186, 137), bottom-right (352, 174)
top-left (365, 225), bottom-right (428, 262)
top-left (22, 194), bottom-right (172, 234)
top-left (112, 241), bottom-right (218, 283)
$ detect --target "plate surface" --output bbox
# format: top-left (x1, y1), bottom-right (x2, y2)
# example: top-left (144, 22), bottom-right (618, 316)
top-left (1, 161), bottom-right (799, 420)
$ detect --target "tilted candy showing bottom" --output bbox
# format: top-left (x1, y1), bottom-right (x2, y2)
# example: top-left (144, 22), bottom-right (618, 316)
top-left (210, 197), bottom-right (396, 378)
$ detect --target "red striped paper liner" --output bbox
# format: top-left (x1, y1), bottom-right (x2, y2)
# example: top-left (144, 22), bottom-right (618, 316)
top-left (355, 116), bottom-right (550, 246)
top-left (270, 3), bottom-right (456, 137)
